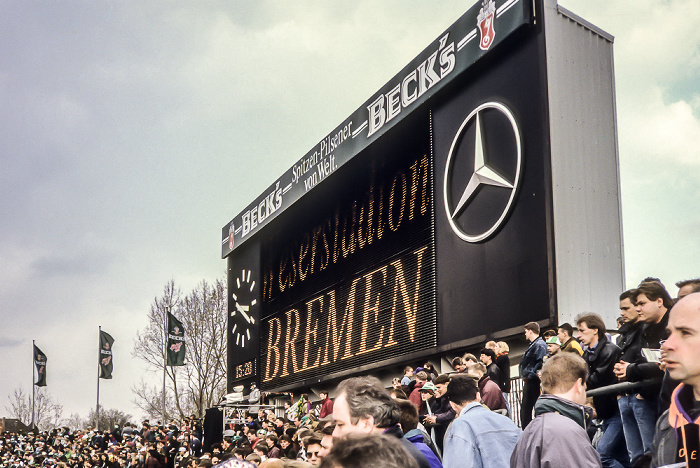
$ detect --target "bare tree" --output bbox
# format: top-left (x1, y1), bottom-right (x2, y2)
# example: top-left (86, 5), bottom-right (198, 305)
top-left (87, 406), bottom-right (132, 430)
top-left (5, 387), bottom-right (63, 431)
top-left (132, 278), bottom-right (227, 420)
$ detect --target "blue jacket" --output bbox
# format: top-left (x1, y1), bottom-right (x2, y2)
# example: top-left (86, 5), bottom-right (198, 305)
top-left (519, 336), bottom-right (547, 381)
top-left (443, 402), bottom-right (521, 468)
top-left (405, 430), bottom-right (443, 468)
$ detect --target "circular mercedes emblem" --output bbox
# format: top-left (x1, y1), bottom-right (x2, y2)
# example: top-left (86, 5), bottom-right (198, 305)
top-left (443, 102), bottom-right (522, 242)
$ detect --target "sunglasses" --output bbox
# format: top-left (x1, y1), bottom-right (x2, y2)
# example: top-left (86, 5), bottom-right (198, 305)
top-left (307, 451), bottom-right (320, 457)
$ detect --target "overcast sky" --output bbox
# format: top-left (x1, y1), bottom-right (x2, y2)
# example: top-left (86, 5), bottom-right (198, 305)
top-left (1, 0), bottom-right (698, 422)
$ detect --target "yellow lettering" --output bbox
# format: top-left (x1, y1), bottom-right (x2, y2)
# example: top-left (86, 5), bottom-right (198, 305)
top-left (387, 246), bottom-right (428, 344)
top-left (300, 296), bottom-right (323, 371)
top-left (280, 309), bottom-right (301, 377)
top-left (321, 284), bottom-right (359, 365)
top-left (298, 233), bottom-right (310, 281)
top-left (357, 265), bottom-right (388, 355)
top-left (388, 172), bottom-right (406, 231)
top-left (263, 318), bottom-right (282, 382)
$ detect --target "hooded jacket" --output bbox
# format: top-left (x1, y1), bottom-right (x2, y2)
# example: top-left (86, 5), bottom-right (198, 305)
top-left (510, 395), bottom-right (601, 468)
top-left (652, 383), bottom-right (700, 467)
top-left (404, 429), bottom-right (443, 468)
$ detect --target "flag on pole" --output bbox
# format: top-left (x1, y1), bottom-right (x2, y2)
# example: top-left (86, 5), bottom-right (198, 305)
top-left (166, 311), bottom-right (186, 366)
top-left (33, 345), bottom-right (47, 387)
top-left (99, 330), bottom-right (114, 379)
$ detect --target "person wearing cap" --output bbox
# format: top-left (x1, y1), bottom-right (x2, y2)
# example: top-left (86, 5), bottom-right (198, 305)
top-left (421, 374), bottom-right (455, 454)
top-left (408, 371), bottom-right (430, 411)
top-left (545, 336), bottom-right (562, 361)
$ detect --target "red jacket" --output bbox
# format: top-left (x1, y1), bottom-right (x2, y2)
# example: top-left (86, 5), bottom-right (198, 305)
top-left (319, 397), bottom-right (334, 418)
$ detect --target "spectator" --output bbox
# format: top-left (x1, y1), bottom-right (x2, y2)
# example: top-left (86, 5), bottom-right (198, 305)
top-left (653, 293), bottom-right (700, 466)
top-left (544, 336), bottom-right (561, 360)
top-left (494, 341), bottom-right (512, 414)
top-left (319, 433), bottom-right (418, 468)
top-left (675, 278), bottom-right (700, 300)
top-left (614, 289), bottom-right (651, 466)
top-left (443, 375), bottom-right (520, 468)
top-left (422, 362), bottom-right (439, 380)
top-left (420, 374), bottom-right (455, 453)
top-left (576, 312), bottom-right (627, 468)
top-left (519, 322), bottom-right (547, 428)
top-left (302, 434), bottom-right (323, 466)
top-left (401, 366), bottom-right (414, 386)
top-left (331, 376), bottom-right (430, 468)
top-left (478, 348), bottom-right (502, 389)
top-left (318, 423), bottom-right (334, 460)
top-left (450, 357), bottom-right (467, 374)
top-left (409, 371), bottom-right (429, 411)
top-left (317, 392), bottom-right (333, 419)
top-left (395, 399), bottom-right (443, 468)
top-left (510, 352), bottom-right (601, 467)
top-left (613, 282), bottom-right (673, 419)
top-left (470, 363), bottom-right (507, 412)
top-left (557, 323), bottom-right (584, 356)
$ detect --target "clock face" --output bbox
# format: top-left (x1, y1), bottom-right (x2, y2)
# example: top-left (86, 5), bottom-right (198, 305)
top-left (231, 268), bottom-right (257, 349)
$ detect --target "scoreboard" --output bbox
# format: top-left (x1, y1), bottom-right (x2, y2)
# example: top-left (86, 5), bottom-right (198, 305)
top-left (222, 0), bottom-right (624, 392)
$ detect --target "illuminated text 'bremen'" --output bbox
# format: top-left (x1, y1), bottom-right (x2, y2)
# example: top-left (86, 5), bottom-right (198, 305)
top-left (263, 245), bottom-right (431, 382)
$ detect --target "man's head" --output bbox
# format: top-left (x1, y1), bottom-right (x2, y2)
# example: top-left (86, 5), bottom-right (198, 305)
top-left (575, 313), bottom-right (606, 347)
top-left (304, 434), bottom-right (323, 466)
top-left (541, 352), bottom-right (588, 405)
top-left (395, 399), bottom-right (419, 434)
top-left (331, 376), bottom-right (400, 437)
top-left (619, 290), bottom-right (639, 324)
top-left (524, 322), bottom-right (540, 342)
top-left (318, 433), bottom-right (418, 468)
top-left (676, 279), bottom-right (700, 301)
top-left (546, 336), bottom-right (561, 356)
top-left (414, 371), bottom-right (428, 384)
top-left (661, 293), bottom-right (700, 394)
top-left (633, 281), bottom-right (674, 324)
top-left (451, 357), bottom-right (467, 373)
top-left (320, 391), bottom-right (328, 401)
top-left (470, 362), bottom-right (486, 379)
top-left (479, 348), bottom-right (496, 366)
top-left (403, 366), bottom-right (413, 377)
top-left (433, 374), bottom-right (450, 397)
top-left (318, 424), bottom-right (334, 459)
top-left (445, 375), bottom-right (479, 412)
top-left (557, 323), bottom-right (574, 344)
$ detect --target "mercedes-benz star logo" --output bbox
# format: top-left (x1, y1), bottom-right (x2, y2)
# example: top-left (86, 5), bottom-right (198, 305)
top-left (443, 102), bottom-right (522, 242)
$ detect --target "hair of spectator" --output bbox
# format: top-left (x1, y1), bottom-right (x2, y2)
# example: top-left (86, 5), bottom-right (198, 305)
top-left (318, 433), bottom-right (419, 468)
top-left (496, 341), bottom-right (509, 353)
top-left (541, 352), bottom-right (588, 395)
top-left (619, 289), bottom-right (635, 302)
top-left (336, 376), bottom-right (401, 428)
top-left (676, 278), bottom-right (700, 292)
top-left (445, 374), bottom-right (479, 406)
top-left (395, 399), bottom-right (419, 432)
top-left (575, 312), bottom-right (607, 340)
top-left (524, 321), bottom-right (540, 334)
top-left (634, 281), bottom-right (674, 309)
top-left (479, 348), bottom-right (496, 361)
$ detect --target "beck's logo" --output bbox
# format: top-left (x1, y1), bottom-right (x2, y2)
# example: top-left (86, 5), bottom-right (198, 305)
top-left (478, 0), bottom-right (496, 51)
top-left (443, 102), bottom-right (521, 242)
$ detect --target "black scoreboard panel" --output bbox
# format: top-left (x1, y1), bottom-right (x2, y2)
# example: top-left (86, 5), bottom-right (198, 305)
top-left (228, 110), bottom-right (438, 391)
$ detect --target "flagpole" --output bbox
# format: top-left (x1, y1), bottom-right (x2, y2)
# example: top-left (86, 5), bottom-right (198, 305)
top-left (32, 340), bottom-right (35, 428)
top-left (97, 326), bottom-right (101, 431)
top-left (163, 308), bottom-right (167, 425)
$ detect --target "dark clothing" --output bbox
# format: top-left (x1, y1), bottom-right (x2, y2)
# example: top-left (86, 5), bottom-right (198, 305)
top-left (485, 362), bottom-right (503, 390)
top-left (405, 429), bottom-right (443, 468)
top-left (495, 353), bottom-right (511, 393)
top-left (625, 311), bottom-right (670, 402)
top-left (652, 383), bottom-right (700, 467)
top-left (383, 424), bottom-right (431, 468)
top-left (616, 320), bottom-right (643, 363)
top-left (424, 395), bottom-right (456, 452)
top-left (519, 336), bottom-right (547, 428)
top-left (583, 335), bottom-right (622, 420)
top-left (520, 337), bottom-right (547, 381)
top-left (478, 375), bottom-right (507, 411)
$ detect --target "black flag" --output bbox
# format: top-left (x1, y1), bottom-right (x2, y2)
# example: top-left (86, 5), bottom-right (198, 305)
top-left (99, 330), bottom-right (114, 379)
top-left (166, 312), bottom-right (186, 366)
top-left (34, 345), bottom-right (47, 387)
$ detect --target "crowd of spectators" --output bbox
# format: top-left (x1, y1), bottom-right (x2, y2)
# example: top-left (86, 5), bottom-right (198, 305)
top-left (4, 277), bottom-right (698, 468)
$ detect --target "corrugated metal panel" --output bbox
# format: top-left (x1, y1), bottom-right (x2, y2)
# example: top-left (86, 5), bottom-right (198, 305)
top-left (544, 0), bottom-right (625, 326)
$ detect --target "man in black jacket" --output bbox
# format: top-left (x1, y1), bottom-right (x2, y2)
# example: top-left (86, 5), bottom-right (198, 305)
top-left (576, 313), bottom-right (628, 468)
top-left (613, 281), bottom-right (673, 464)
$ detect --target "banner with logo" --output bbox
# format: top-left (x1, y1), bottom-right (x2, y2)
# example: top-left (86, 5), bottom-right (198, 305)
top-left (166, 311), bottom-right (186, 366)
top-left (33, 344), bottom-right (47, 387)
top-left (99, 330), bottom-right (114, 379)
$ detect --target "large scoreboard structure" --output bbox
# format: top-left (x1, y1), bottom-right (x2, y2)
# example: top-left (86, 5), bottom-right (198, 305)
top-left (221, 0), bottom-right (624, 393)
